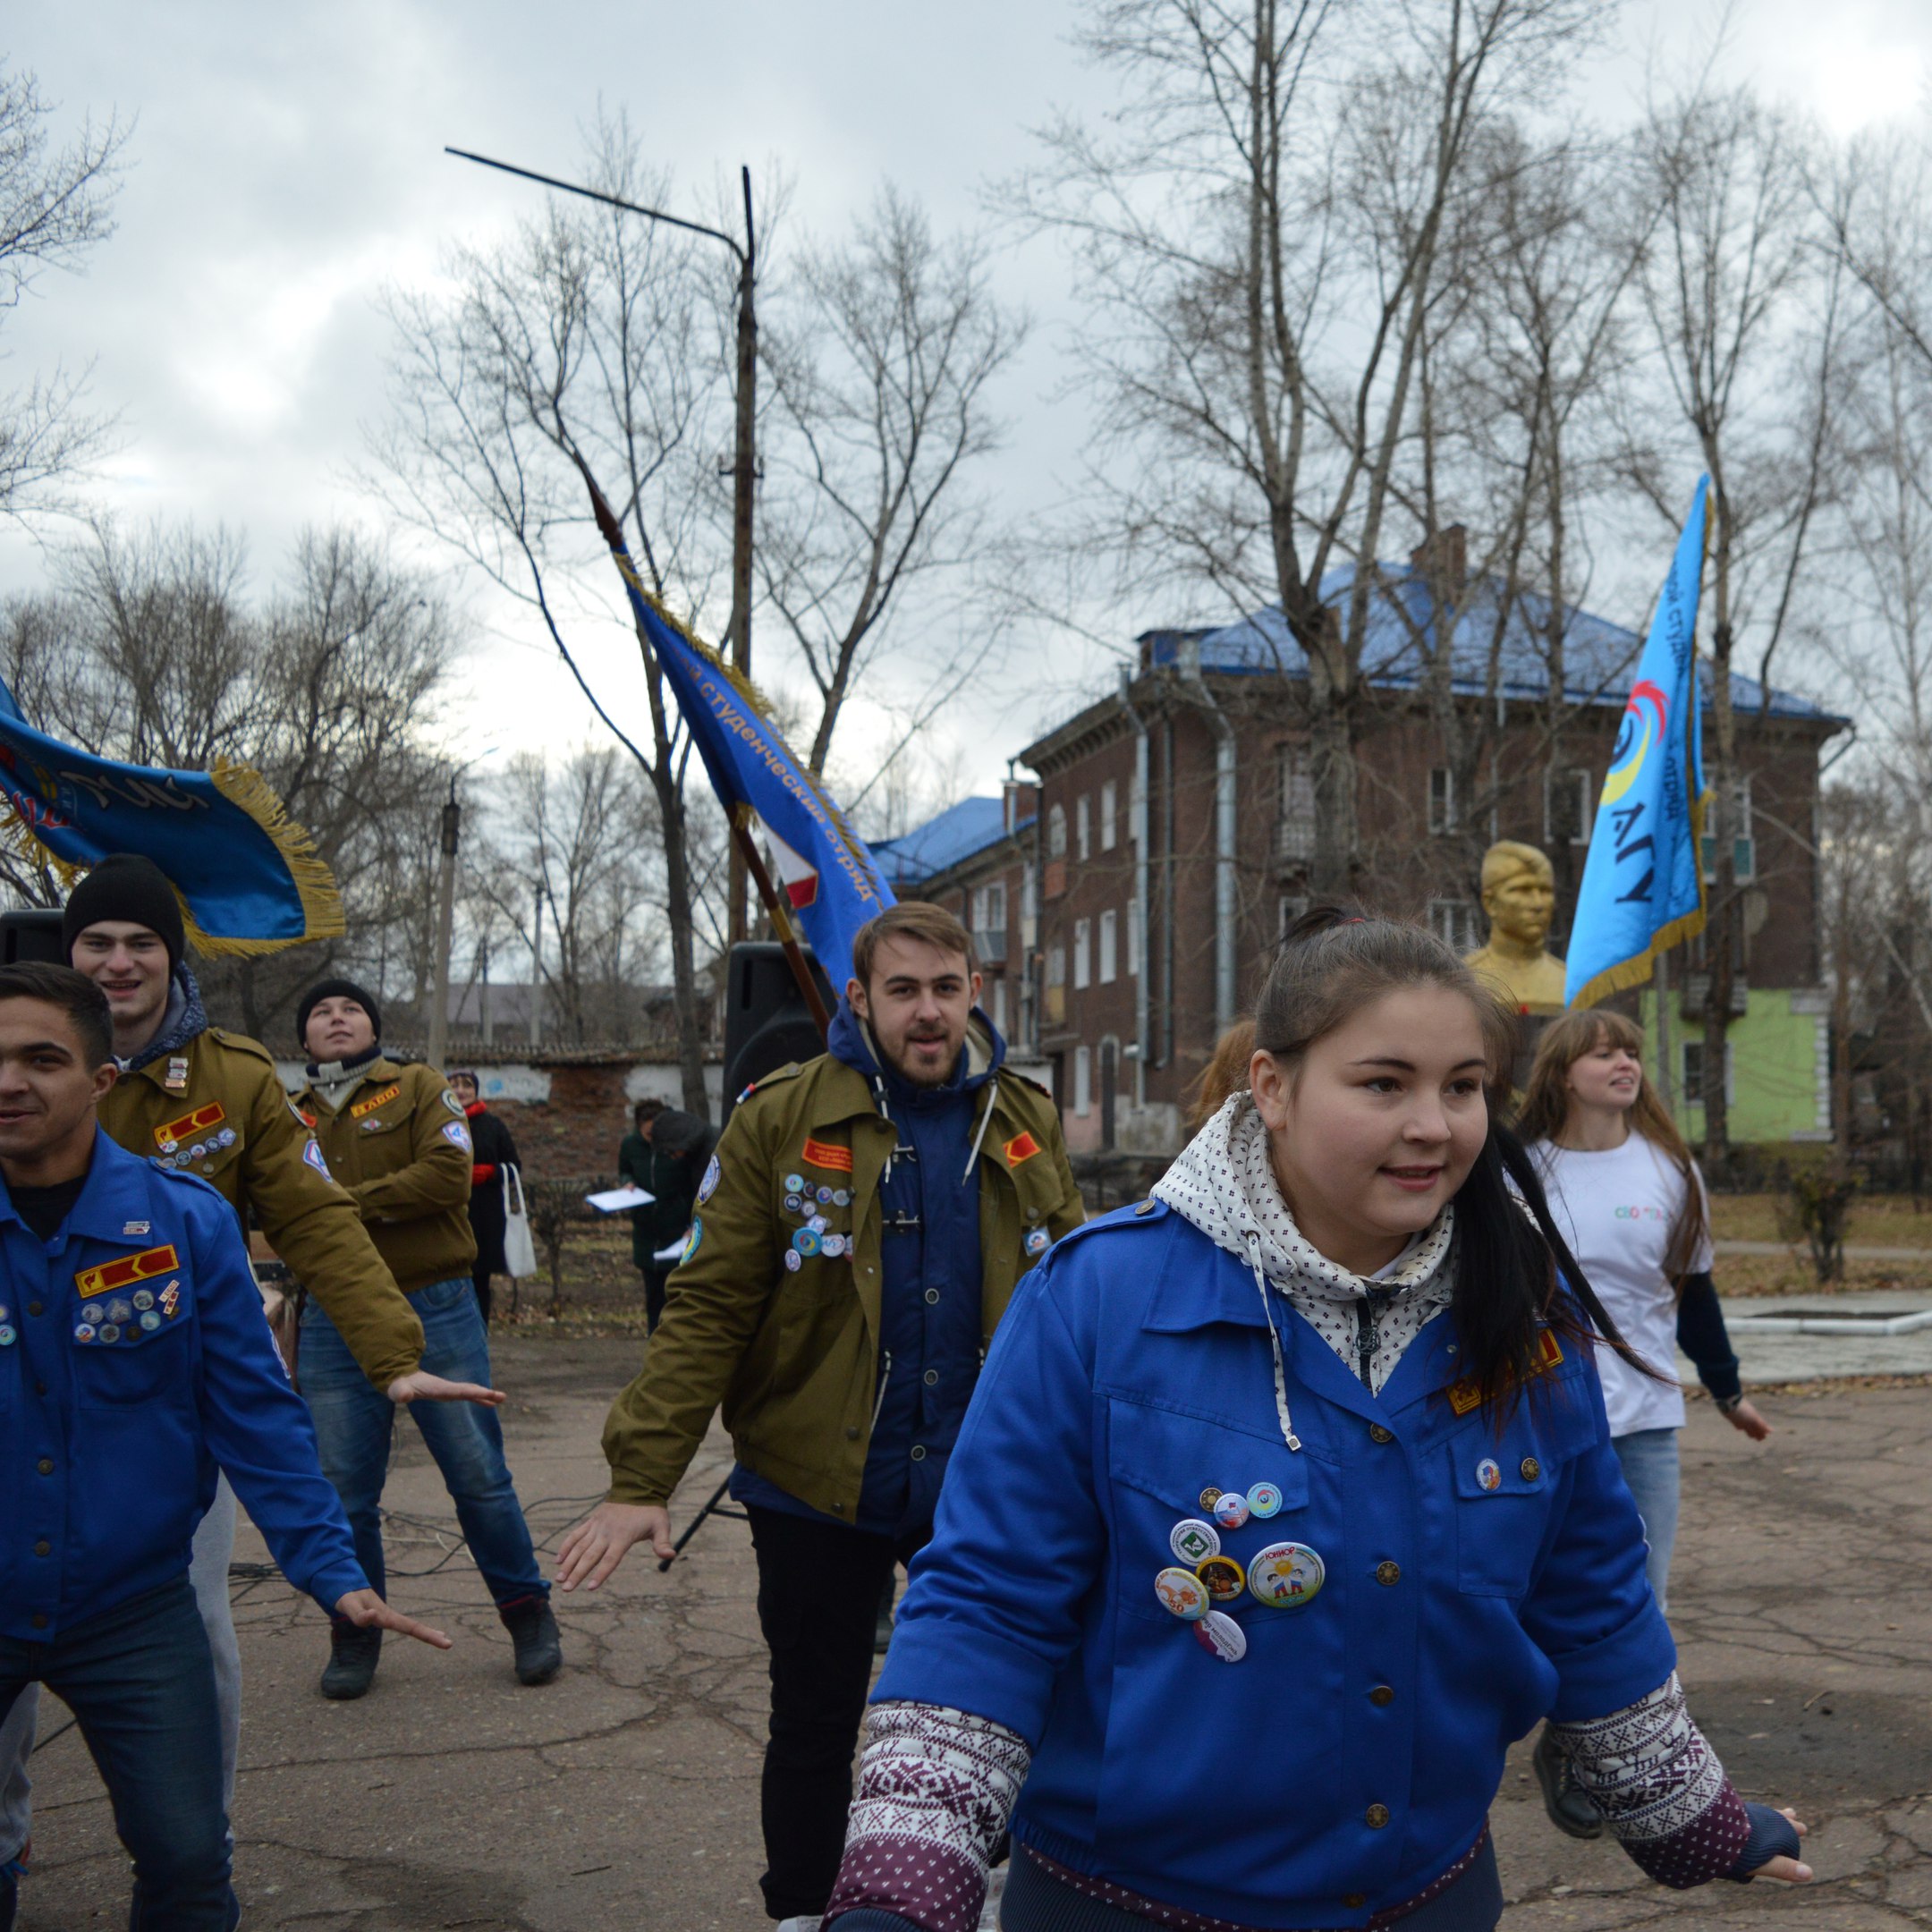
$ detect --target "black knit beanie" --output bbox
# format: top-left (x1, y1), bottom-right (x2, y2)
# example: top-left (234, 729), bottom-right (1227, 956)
top-left (296, 977), bottom-right (383, 1051)
top-left (62, 854), bottom-right (186, 976)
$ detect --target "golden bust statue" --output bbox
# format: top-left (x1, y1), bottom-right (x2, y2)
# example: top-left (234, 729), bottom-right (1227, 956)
top-left (1464, 841), bottom-right (1567, 1013)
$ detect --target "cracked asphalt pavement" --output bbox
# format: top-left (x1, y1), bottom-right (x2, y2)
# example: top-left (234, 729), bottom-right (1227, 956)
top-left (14, 1340), bottom-right (1932, 1928)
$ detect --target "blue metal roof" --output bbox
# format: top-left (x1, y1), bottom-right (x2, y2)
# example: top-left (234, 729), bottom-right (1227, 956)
top-left (1145, 567), bottom-right (1843, 724)
top-left (870, 796), bottom-right (1031, 887)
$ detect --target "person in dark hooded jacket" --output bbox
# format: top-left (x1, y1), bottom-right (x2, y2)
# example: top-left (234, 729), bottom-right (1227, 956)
top-left (556, 902), bottom-right (1081, 1931)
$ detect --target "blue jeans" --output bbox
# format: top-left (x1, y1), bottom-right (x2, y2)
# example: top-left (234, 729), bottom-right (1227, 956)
top-left (0, 1580), bottom-right (238, 1930)
top-left (1613, 1427), bottom-right (1682, 1613)
top-left (300, 1275), bottom-right (546, 1611)
top-left (0, 1481), bottom-right (242, 1868)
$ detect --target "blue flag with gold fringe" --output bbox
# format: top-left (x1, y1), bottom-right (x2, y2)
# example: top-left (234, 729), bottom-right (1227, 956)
top-left (580, 481), bottom-right (894, 988)
top-left (1565, 479), bottom-right (1710, 1007)
top-left (0, 676), bottom-right (344, 954)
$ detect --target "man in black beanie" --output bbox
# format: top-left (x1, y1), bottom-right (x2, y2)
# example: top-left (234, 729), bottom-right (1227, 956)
top-left (0, 857), bottom-right (502, 1907)
top-left (293, 980), bottom-right (562, 1696)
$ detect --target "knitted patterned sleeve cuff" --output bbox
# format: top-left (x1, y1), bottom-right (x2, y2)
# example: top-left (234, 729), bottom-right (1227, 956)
top-left (822, 1702), bottom-right (1032, 1932)
top-left (1549, 1673), bottom-right (1752, 1889)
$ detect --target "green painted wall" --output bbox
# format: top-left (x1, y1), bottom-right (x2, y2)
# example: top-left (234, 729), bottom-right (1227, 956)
top-left (1636, 986), bottom-right (1828, 1143)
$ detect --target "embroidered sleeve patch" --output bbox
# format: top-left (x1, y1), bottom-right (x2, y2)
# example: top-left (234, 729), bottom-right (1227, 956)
top-left (801, 1137), bottom-right (853, 1174)
top-left (1003, 1131), bottom-right (1042, 1165)
top-left (75, 1243), bottom-right (182, 1297)
top-left (350, 1082), bottom-right (402, 1119)
top-left (442, 1121), bottom-right (472, 1151)
top-left (302, 1139), bottom-right (332, 1180)
top-left (154, 1102), bottom-right (226, 1148)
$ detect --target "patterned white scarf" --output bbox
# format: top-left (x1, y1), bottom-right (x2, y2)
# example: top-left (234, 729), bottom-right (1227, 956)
top-left (1152, 1093), bottom-right (1456, 1399)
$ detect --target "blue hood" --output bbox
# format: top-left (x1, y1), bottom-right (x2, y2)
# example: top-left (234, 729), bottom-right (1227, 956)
top-left (827, 994), bottom-right (1006, 1098)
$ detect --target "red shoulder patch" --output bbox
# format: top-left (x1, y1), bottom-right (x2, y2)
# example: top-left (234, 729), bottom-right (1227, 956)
top-left (1003, 1131), bottom-right (1042, 1166)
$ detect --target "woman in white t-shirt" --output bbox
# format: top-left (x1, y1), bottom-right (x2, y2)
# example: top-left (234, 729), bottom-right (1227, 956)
top-left (1517, 1008), bottom-right (1772, 1839)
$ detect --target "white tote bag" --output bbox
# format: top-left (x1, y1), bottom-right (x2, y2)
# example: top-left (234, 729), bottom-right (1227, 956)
top-left (501, 1163), bottom-right (538, 1279)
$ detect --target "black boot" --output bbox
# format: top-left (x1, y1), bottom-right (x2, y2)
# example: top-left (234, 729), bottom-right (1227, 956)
top-left (319, 1623), bottom-right (381, 1700)
top-left (1533, 1723), bottom-right (1603, 1840)
top-left (502, 1596), bottom-right (562, 1685)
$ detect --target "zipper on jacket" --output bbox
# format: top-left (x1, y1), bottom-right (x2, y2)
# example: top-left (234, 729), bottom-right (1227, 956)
top-left (1356, 1283), bottom-right (1402, 1389)
top-left (1354, 1301), bottom-right (1377, 1387)
top-left (871, 1351), bottom-right (894, 1429)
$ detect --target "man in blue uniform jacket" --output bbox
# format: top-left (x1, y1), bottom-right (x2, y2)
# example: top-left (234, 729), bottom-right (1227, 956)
top-left (0, 963), bottom-right (451, 1931)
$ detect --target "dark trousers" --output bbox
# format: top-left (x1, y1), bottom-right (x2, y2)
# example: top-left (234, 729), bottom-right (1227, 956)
top-left (0, 1579), bottom-right (237, 1930)
top-left (745, 1504), bottom-right (929, 1921)
top-left (642, 1267), bottom-right (669, 1333)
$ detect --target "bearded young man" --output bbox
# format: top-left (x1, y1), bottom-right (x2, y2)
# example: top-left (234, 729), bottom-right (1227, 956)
top-left (556, 902), bottom-right (1083, 1931)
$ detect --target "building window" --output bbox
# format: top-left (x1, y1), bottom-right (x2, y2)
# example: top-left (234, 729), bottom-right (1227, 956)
top-left (1127, 895), bottom-right (1140, 978)
top-left (1077, 794), bottom-right (1092, 861)
top-left (1427, 899), bottom-right (1480, 953)
top-left (1100, 780), bottom-right (1118, 851)
top-left (1045, 944), bottom-right (1066, 1024)
top-left (1278, 894), bottom-right (1309, 939)
top-left (1073, 919), bottom-right (1091, 990)
top-left (1098, 908), bottom-right (1118, 983)
top-left (1700, 776), bottom-right (1756, 883)
top-left (1276, 744), bottom-right (1316, 865)
top-left (970, 880), bottom-right (1007, 963)
top-left (1545, 767), bottom-right (1594, 846)
top-left (1047, 803), bottom-right (1067, 859)
top-left (1428, 767), bottom-right (1455, 835)
top-left (992, 977), bottom-right (1007, 1035)
top-left (1682, 1039), bottom-right (1734, 1107)
top-left (1074, 1045), bottom-right (1093, 1116)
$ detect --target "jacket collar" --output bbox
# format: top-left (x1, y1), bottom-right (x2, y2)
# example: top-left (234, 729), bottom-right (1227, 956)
top-left (1139, 1208), bottom-right (1469, 1421)
top-left (120, 965), bottom-right (209, 1076)
top-left (0, 1128), bottom-right (158, 1248)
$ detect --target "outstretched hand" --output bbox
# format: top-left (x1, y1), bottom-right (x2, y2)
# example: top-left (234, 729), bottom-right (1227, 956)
top-left (1743, 1807), bottom-right (1811, 1885)
top-left (386, 1369), bottom-right (505, 1407)
top-left (333, 1589), bottom-right (453, 1649)
top-left (556, 1502), bottom-right (674, 1592)
top-left (1724, 1398), bottom-right (1772, 1442)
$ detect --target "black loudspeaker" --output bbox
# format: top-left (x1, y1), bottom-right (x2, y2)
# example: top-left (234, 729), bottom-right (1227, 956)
top-left (0, 908), bottom-right (65, 964)
top-left (722, 942), bottom-right (835, 1127)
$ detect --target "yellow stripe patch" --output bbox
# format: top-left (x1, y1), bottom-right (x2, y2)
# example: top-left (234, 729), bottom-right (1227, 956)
top-left (75, 1243), bottom-right (182, 1298)
top-left (1445, 1331), bottom-right (1564, 1416)
top-left (154, 1102), bottom-right (225, 1148)
top-left (350, 1083), bottom-right (402, 1119)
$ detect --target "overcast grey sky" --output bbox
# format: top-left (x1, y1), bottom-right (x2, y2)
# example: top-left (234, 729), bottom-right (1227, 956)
top-left (3, 0), bottom-right (1928, 803)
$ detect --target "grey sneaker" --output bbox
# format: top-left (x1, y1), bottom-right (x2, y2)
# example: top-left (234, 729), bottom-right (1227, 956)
top-left (1534, 1723), bottom-right (1603, 1840)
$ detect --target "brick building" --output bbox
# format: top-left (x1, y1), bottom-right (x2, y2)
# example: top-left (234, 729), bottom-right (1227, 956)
top-left (273, 1046), bottom-right (724, 1184)
top-left (893, 557), bottom-right (1847, 1154)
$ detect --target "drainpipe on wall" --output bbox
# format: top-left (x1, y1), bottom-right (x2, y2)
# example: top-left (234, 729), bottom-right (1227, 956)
top-left (1118, 668), bottom-right (1151, 1110)
top-left (1179, 638), bottom-right (1237, 1036)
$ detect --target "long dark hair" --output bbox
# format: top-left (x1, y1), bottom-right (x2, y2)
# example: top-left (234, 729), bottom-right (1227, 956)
top-left (1516, 1007), bottom-right (1708, 1286)
top-left (1260, 906), bottom-right (1662, 1412)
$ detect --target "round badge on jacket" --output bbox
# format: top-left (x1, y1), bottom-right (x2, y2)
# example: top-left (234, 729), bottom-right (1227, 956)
top-left (1155, 1568), bottom-right (1211, 1622)
top-left (698, 1155), bottom-right (721, 1205)
top-left (1168, 1518), bottom-right (1220, 1565)
top-left (1193, 1610), bottom-right (1248, 1663)
top-left (1248, 1541), bottom-right (1326, 1609)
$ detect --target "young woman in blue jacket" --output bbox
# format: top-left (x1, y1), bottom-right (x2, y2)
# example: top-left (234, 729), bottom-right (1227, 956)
top-left (820, 912), bottom-right (1810, 1932)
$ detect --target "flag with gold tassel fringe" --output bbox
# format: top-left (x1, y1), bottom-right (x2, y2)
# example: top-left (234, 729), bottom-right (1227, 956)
top-left (0, 674), bottom-right (345, 955)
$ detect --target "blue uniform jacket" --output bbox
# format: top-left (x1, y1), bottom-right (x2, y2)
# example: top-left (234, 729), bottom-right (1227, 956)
top-left (0, 1128), bottom-right (368, 1642)
top-left (875, 1202), bottom-right (1676, 1929)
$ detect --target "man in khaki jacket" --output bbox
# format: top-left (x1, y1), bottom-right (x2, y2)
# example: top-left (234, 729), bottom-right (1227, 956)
top-left (0, 855), bottom-right (497, 1897)
top-left (558, 903), bottom-right (1082, 1929)
top-left (293, 978), bottom-right (559, 1700)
